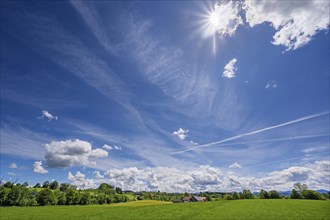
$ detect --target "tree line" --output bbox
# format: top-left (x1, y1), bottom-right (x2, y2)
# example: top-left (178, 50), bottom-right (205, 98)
top-left (220, 183), bottom-right (328, 200)
top-left (0, 181), bottom-right (127, 206)
top-left (0, 181), bottom-right (328, 206)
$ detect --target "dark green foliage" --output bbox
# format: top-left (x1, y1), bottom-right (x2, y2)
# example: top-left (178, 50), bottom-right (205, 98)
top-left (259, 190), bottom-right (269, 199)
top-left (79, 192), bottom-right (91, 205)
top-left (0, 187), bottom-right (10, 205)
top-left (37, 189), bottom-right (57, 206)
top-left (290, 189), bottom-right (302, 199)
top-left (223, 194), bottom-right (233, 200)
top-left (42, 181), bottom-right (50, 189)
top-left (241, 189), bottom-right (254, 199)
top-left (269, 190), bottom-right (281, 199)
top-left (59, 183), bottom-right (70, 192)
top-left (50, 181), bottom-right (59, 190)
top-left (3, 182), bottom-right (13, 188)
top-left (115, 187), bottom-right (123, 194)
top-left (301, 190), bottom-right (325, 200)
top-left (33, 183), bottom-right (41, 188)
top-left (232, 192), bottom-right (239, 200)
top-left (98, 183), bottom-right (115, 194)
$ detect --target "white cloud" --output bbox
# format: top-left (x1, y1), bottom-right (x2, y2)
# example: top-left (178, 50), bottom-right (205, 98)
top-left (93, 170), bottom-right (104, 179)
top-left (265, 80), bottom-right (277, 89)
top-left (63, 161), bottom-right (329, 192)
top-left (102, 144), bottom-right (122, 151)
top-left (229, 162), bottom-right (242, 169)
top-left (33, 161), bottom-right (48, 174)
top-left (102, 144), bottom-right (113, 150)
top-left (172, 128), bottom-right (189, 140)
top-left (114, 146), bottom-right (122, 150)
top-left (8, 163), bottom-right (18, 169)
top-left (40, 110), bottom-right (58, 121)
top-left (44, 139), bottom-right (108, 168)
top-left (68, 171), bottom-right (96, 189)
top-left (222, 58), bottom-right (237, 78)
top-left (243, 0), bottom-right (330, 51)
top-left (189, 140), bottom-right (198, 146)
top-left (210, 1), bottom-right (243, 37)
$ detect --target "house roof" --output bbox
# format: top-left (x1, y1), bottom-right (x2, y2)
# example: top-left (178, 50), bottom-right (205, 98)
top-left (192, 196), bottom-right (206, 201)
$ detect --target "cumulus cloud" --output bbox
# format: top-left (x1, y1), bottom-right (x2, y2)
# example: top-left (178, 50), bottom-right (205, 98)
top-left (210, 1), bottom-right (243, 37)
top-left (8, 163), bottom-right (18, 169)
top-left (222, 58), bottom-right (237, 78)
top-left (102, 144), bottom-right (122, 151)
top-left (33, 161), bottom-right (48, 174)
top-left (243, 0), bottom-right (330, 51)
top-left (208, 1), bottom-right (329, 51)
top-left (93, 170), bottom-right (104, 179)
top-left (68, 171), bottom-right (96, 189)
top-left (44, 139), bottom-right (108, 168)
top-left (265, 80), bottom-right (277, 89)
top-left (229, 162), bottom-right (242, 169)
top-left (64, 160), bottom-right (329, 192)
top-left (172, 128), bottom-right (189, 140)
top-left (40, 110), bottom-right (58, 121)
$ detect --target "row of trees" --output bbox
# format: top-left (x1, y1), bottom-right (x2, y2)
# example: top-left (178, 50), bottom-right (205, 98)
top-left (0, 182), bottom-right (127, 206)
top-left (220, 183), bottom-right (328, 200)
top-left (1, 181), bottom-right (328, 206)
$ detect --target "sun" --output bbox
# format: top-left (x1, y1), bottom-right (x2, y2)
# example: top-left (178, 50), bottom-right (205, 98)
top-left (208, 11), bottom-right (220, 28)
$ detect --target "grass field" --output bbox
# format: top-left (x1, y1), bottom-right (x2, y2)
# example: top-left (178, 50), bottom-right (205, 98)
top-left (1, 200), bottom-right (329, 220)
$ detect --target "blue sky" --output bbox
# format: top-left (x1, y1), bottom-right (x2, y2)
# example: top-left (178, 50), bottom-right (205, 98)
top-left (1, 0), bottom-right (329, 192)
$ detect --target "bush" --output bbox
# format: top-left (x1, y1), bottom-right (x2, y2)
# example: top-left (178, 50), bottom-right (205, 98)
top-left (223, 194), bottom-right (233, 200)
top-left (290, 189), bottom-right (302, 199)
top-left (301, 190), bottom-right (325, 200)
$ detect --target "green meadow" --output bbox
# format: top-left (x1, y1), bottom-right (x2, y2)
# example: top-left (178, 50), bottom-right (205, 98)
top-left (1, 200), bottom-right (329, 220)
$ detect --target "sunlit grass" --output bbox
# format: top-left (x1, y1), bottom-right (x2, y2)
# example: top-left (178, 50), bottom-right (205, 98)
top-left (1, 200), bottom-right (329, 220)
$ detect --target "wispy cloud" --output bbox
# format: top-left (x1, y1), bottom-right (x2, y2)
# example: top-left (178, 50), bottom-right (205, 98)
top-left (39, 110), bottom-right (58, 121)
top-left (175, 111), bottom-right (329, 154)
top-left (69, 0), bottom-right (118, 55)
top-left (2, 4), bottom-right (143, 124)
top-left (229, 162), bottom-right (242, 169)
top-left (0, 123), bottom-right (48, 159)
top-left (102, 144), bottom-right (122, 151)
top-left (8, 163), bottom-right (18, 169)
top-left (265, 80), bottom-right (277, 89)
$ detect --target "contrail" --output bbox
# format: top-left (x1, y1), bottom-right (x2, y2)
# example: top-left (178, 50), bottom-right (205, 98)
top-left (174, 111), bottom-right (329, 154)
top-left (198, 133), bottom-right (329, 148)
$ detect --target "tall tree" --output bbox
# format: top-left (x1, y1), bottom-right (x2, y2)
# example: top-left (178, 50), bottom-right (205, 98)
top-left (50, 180), bottom-right (59, 190)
